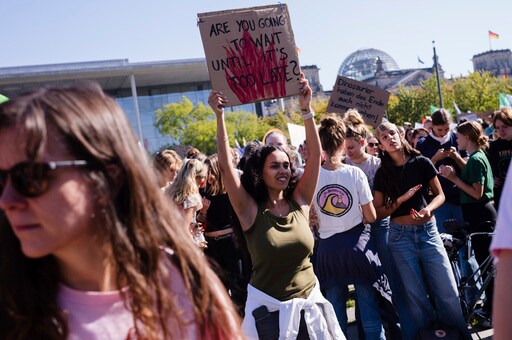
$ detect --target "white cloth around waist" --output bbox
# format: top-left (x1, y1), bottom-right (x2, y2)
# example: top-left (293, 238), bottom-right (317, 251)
top-left (241, 279), bottom-right (345, 340)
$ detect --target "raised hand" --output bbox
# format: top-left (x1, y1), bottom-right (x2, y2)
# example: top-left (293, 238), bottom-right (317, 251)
top-left (397, 184), bottom-right (422, 205)
top-left (439, 164), bottom-right (456, 181)
top-left (208, 91), bottom-right (228, 115)
top-left (298, 73), bottom-right (313, 113)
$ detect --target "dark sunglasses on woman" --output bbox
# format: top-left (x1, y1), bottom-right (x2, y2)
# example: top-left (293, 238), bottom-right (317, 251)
top-left (0, 160), bottom-right (88, 198)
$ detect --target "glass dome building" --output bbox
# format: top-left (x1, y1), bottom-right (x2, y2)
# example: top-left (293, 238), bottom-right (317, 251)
top-left (338, 48), bottom-right (399, 81)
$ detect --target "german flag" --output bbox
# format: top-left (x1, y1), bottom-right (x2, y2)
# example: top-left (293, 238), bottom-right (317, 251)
top-left (489, 30), bottom-right (499, 39)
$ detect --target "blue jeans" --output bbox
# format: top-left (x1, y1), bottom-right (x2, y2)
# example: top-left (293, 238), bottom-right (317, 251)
top-left (325, 284), bottom-right (385, 340)
top-left (388, 220), bottom-right (471, 339)
top-left (371, 218), bottom-right (410, 339)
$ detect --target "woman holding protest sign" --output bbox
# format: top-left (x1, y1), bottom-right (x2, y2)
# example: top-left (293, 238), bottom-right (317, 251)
top-left (209, 74), bottom-right (344, 339)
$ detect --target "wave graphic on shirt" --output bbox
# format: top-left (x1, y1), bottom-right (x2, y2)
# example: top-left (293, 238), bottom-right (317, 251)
top-left (322, 193), bottom-right (349, 215)
top-left (317, 184), bottom-right (353, 217)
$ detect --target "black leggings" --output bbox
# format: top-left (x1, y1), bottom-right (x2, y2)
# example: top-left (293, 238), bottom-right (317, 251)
top-left (461, 201), bottom-right (496, 313)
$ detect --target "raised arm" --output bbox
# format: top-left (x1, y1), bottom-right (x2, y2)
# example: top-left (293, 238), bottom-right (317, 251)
top-left (209, 91), bottom-right (257, 231)
top-left (292, 76), bottom-right (322, 207)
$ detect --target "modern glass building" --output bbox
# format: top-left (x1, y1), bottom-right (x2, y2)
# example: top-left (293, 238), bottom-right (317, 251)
top-left (0, 58), bottom-right (257, 152)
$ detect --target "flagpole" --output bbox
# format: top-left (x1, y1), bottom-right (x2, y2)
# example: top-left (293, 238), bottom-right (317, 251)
top-left (489, 30), bottom-right (492, 50)
top-left (432, 41), bottom-right (444, 108)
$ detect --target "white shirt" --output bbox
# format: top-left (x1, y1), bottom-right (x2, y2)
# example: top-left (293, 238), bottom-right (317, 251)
top-left (345, 155), bottom-right (381, 191)
top-left (241, 280), bottom-right (345, 340)
top-left (313, 165), bottom-right (373, 238)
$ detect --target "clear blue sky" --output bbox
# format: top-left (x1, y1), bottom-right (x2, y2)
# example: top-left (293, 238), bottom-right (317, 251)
top-left (1, 0), bottom-right (510, 90)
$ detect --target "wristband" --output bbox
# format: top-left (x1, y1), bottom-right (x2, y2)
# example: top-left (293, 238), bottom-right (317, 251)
top-left (301, 111), bottom-right (315, 121)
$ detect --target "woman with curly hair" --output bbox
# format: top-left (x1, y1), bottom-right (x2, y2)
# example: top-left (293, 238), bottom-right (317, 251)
top-left (209, 74), bottom-right (343, 339)
top-left (0, 83), bottom-right (241, 339)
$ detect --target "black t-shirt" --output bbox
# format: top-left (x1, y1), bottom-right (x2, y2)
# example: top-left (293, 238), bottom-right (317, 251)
top-left (199, 189), bottom-right (233, 232)
top-left (374, 155), bottom-right (438, 218)
top-left (488, 138), bottom-right (512, 206)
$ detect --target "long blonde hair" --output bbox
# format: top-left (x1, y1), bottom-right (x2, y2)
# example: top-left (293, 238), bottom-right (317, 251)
top-left (0, 84), bottom-right (241, 339)
top-left (166, 158), bottom-right (203, 204)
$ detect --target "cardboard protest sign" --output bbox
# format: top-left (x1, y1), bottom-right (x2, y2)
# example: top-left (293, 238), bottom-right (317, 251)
top-left (327, 76), bottom-right (390, 127)
top-left (456, 113), bottom-right (477, 123)
top-left (198, 4), bottom-right (301, 107)
top-left (456, 112), bottom-right (491, 123)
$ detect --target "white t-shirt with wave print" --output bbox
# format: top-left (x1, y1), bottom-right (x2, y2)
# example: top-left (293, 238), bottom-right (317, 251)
top-left (313, 165), bottom-right (373, 239)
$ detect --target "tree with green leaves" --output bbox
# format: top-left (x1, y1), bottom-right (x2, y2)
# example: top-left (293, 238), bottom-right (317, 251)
top-left (452, 71), bottom-right (512, 113)
top-left (154, 97), bottom-right (276, 154)
top-left (154, 97), bottom-right (212, 143)
top-left (387, 72), bottom-right (512, 125)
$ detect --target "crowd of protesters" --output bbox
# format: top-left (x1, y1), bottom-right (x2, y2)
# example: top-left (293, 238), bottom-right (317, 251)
top-left (0, 77), bottom-right (511, 339)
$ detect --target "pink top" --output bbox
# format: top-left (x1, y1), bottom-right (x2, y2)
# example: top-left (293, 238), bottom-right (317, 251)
top-left (58, 261), bottom-right (200, 339)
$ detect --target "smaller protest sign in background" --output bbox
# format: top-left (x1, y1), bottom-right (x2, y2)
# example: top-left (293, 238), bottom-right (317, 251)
top-left (0, 94), bottom-right (8, 104)
top-left (173, 145), bottom-right (192, 159)
top-left (287, 123), bottom-right (305, 148)
top-left (198, 4), bottom-right (301, 107)
top-left (499, 93), bottom-right (512, 108)
top-left (327, 76), bottom-right (390, 127)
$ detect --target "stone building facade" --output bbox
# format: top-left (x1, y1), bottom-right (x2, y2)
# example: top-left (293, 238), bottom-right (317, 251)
top-left (472, 49), bottom-right (512, 77)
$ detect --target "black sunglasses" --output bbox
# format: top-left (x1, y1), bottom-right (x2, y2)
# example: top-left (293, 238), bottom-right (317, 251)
top-left (0, 160), bottom-right (88, 198)
top-left (368, 143), bottom-right (379, 147)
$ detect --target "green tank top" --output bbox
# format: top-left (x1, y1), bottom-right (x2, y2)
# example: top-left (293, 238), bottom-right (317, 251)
top-left (244, 199), bottom-right (316, 301)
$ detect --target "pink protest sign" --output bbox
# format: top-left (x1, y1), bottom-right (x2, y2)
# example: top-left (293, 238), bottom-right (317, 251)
top-left (198, 4), bottom-right (301, 107)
